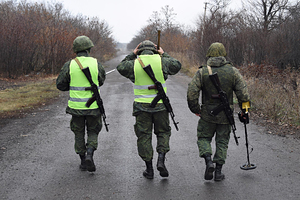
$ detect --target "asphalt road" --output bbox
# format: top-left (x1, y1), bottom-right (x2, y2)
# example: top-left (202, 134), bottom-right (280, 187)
top-left (1, 51), bottom-right (300, 200)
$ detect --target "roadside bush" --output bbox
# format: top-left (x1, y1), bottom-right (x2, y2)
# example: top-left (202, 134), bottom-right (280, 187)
top-left (170, 52), bottom-right (199, 77)
top-left (240, 65), bottom-right (300, 126)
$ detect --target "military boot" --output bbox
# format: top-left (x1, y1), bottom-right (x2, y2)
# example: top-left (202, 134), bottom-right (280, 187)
top-left (79, 154), bottom-right (87, 171)
top-left (204, 154), bottom-right (215, 180)
top-left (85, 148), bottom-right (96, 172)
top-left (143, 160), bottom-right (154, 179)
top-left (214, 163), bottom-right (225, 181)
top-left (157, 153), bottom-right (169, 177)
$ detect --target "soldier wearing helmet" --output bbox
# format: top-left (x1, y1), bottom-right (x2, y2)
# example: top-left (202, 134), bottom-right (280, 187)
top-left (56, 35), bottom-right (106, 172)
top-left (117, 40), bottom-right (181, 179)
top-left (72, 35), bottom-right (94, 53)
top-left (187, 42), bottom-right (250, 181)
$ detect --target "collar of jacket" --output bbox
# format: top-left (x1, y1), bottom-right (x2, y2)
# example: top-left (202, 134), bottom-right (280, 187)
top-left (76, 51), bottom-right (90, 57)
top-left (207, 56), bottom-right (227, 67)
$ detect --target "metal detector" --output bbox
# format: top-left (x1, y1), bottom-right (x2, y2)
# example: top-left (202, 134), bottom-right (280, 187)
top-left (238, 102), bottom-right (257, 170)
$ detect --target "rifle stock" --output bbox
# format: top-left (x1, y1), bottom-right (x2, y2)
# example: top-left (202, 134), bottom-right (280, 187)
top-left (209, 72), bottom-right (239, 145)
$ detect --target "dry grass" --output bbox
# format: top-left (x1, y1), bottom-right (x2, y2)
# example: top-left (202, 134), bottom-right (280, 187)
top-left (170, 52), bottom-right (200, 77)
top-left (240, 65), bottom-right (300, 127)
top-left (0, 75), bottom-right (60, 118)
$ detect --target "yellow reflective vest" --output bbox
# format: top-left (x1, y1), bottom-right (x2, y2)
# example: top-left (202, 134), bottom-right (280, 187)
top-left (68, 57), bottom-right (99, 110)
top-left (134, 54), bottom-right (166, 103)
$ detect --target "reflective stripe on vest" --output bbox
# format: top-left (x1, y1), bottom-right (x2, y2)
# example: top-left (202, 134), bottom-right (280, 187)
top-left (68, 57), bottom-right (99, 110)
top-left (134, 54), bottom-right (166, 103)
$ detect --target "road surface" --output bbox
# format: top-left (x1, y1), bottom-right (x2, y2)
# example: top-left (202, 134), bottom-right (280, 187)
top-left (1, 51), bottom-right (300, 200)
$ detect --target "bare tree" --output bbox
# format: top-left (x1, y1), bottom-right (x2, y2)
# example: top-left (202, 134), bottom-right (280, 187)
top-left (0, 1), bottom-right (117, 78)
top-left (243, 0), bottom-right (290, 33)
top-left (128, 5), bottom-right (190, 53)
top-left (192, 0), bottom-right (235, 63)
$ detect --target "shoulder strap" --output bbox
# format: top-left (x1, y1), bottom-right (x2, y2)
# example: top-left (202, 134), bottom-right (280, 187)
top-left (74, 58), bottom-right (84, 70)
top-left (207, 65), bottom-right (213, 75)
top-left (137, 57), bottom-right (145, 68)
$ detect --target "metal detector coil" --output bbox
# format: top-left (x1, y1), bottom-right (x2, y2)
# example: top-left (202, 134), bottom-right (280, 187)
top-left (241, 163), bottom-right (257, 170)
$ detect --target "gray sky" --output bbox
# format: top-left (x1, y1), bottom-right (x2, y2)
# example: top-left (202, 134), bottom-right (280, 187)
top-left (34, 0), bottom-right (243, 43)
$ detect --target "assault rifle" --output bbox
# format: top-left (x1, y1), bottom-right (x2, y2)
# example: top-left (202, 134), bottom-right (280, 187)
top-left (209, 72), bottom-right (239, 145)
top-left (82, 67), bottom-right (109, 132)
top-left (143, 64), bottom-right (179, 131)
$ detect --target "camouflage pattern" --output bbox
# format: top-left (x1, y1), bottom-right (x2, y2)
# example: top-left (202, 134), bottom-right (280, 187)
top-left (73, 35), bottom-right (94, 53)
top-left (187, 57), bottom-right (250, 124)
top-left (197, 119), bottom-right (231, 164)
top-left (134, 111), bottom-right (171, 161)
top-left (117, 47), bottom-right (181, 161)
top-left (70, 115), bottom-right (102, 154)
top-left (187, 42), bottom-right (250, 164)
top-left (206, 42), bottom-right (227, 57)
top-left (136, 40), bottom-right (157, 55)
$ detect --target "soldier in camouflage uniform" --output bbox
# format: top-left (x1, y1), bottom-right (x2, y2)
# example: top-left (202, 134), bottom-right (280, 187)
top-left (117, 40), bottom-right (181, 179)
top-left (187, 42), bottom-right (250, 181)
top-left (56, 35), bottom-right (106, 172)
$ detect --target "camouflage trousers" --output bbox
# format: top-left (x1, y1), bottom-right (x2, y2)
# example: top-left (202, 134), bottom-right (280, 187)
top-left (197, 119), bottom-right (231, 165)
top-left (70, 115), bottom-right (102, 155)
top-left (134, 110), bottom-right (171, 162)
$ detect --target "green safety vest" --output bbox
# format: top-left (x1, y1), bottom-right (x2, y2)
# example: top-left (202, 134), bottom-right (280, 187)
top-left (134, 54), bottom-right (166, 103)
top-left (68, 57), bottom-right (99, 110)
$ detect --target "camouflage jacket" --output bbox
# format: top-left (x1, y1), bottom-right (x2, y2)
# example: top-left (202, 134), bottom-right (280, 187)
top-left (56, 52), bottom-right (106, 116)
top-left (117, 51), bottom-right (181, 115)
top-left (187, 56), bottom-right (250, 124)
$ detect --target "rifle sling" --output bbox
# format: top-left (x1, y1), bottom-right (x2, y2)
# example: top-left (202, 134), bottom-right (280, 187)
top-left (73, 57), bottom-right (94, 97)
top-left (74, 58), bottom-right (84, 70)
top-left (207, 65), bottom-right (212, 75)
top-left (137, 57), bottom-right (145, 68)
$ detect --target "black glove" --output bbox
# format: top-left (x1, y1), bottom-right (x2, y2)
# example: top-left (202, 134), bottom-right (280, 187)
top-left (238, 111), bottom-right (249, 124)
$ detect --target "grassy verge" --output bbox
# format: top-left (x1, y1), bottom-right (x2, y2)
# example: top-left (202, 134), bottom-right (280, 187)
top-left (239, 65), bottom-right (300, 128)
top-left (0, 75), bottom-right (60, 118)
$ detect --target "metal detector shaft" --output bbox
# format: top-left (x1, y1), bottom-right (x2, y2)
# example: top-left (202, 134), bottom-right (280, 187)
top-left (240, 121), bottom-right (256, 170)
top-left (245, 123), bottom-right (251, 165)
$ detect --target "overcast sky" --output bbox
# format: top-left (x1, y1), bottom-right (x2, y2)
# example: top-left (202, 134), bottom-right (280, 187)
top-left (34, 0), bottom-right (243, 43)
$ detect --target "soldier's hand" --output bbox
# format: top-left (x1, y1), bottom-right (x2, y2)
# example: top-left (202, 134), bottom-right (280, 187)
top-left (238, 111), bottom-right (249, 124)
top-left (157, 46), bottom-right (164, 55)
top-left (133, 43), bottom-right (141, 55)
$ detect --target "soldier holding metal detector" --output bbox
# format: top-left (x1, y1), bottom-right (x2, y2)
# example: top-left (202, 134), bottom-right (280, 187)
top-left (187, 42), bottom-right (251, 181)
top-left (56, 35), bottom-right (107, 172)
top-left (117, 33), bottom-right (181, 179)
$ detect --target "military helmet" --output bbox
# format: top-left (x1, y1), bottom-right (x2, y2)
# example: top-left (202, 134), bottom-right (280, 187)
top-left (137, 40), bottom-right (157, 54)
top-left (73, 35), bottom-right (94, 53)
top-left (206, 42), bottom-right (227, 57)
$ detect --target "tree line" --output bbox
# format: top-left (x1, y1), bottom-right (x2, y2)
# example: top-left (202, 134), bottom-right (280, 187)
top-left (0, 0), bottom-right (117, 79)
top-left (127, 0), bottom-right (300, 69)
